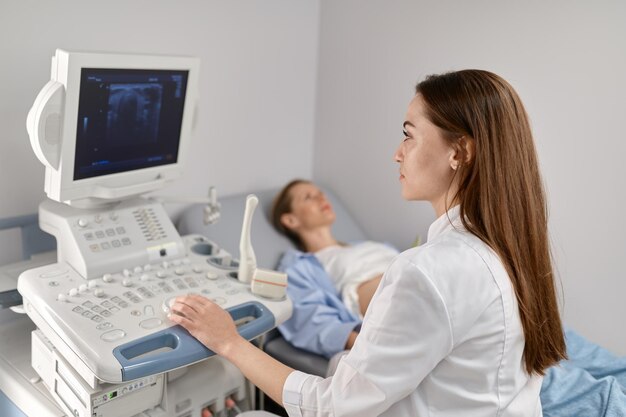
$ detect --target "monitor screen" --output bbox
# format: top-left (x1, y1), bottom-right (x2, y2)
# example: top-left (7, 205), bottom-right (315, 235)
top-left (74, 68), bottom-right (189, 180)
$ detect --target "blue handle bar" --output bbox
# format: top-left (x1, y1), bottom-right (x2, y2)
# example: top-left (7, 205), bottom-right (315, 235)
top-left (112, 301), bottom-right (275, 381)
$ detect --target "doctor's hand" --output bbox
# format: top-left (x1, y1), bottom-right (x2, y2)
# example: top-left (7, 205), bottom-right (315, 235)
top-left (168, 294), bottom-right (244, 357)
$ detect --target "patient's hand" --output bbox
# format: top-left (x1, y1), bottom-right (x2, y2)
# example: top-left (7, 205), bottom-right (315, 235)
top-left (168, 294), bottom-right (243, 356)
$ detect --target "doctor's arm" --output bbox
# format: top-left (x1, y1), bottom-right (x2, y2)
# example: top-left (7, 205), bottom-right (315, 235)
top-left (169, 294), bottom-right (292, 405)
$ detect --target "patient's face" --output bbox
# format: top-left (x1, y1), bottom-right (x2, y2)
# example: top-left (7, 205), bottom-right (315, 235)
top-left (284, 183), bottom-right (336, 232)
top-left (394, 94), bottom-right (457, 215)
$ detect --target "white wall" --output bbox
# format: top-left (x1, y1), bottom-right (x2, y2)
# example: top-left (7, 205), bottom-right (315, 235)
top-left (314, 0), bottom-right (626, 354)
top-left (1, 0), bottom-right (624, 355)
top-left (0, 0), bottom-right (319, 264)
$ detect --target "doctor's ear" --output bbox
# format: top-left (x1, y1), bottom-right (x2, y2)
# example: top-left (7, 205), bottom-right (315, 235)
top-left (280, 213), bottom-right (300, 230)
top-left (450, 136), bottom-right (475, 170)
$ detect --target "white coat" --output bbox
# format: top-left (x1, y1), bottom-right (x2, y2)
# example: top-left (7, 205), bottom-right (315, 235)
top-left (282, 206), bottom-right (543, 417)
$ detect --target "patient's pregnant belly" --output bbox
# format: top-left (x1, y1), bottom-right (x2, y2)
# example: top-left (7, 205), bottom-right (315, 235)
top-left (315, 241), bottom-right (398, 291)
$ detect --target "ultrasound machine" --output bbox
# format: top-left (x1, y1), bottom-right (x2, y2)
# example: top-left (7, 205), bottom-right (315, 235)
top-left (1, 49), bottom-right (291, 417)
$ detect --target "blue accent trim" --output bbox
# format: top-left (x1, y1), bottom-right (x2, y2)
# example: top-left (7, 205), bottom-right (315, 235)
top-left (0, 390), bottom-right (27, 417)
top-left (0, 290), bottom-right (23, 309)
top-left (113, 301), bottom-right (275, 381)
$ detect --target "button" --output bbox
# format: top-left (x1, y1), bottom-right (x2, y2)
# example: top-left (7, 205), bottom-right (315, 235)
top-left (162, 297), bottom-right (176, 314)
top-left (69, 288), bottom-right (78, 297)
top-left (193, 266), bottom-right (203, 273)
top-left (95, 231), bottom-right (105, 239)
top-left (92, 305), bottom-right (103, 313)
top-left (78, 218), bottom-right (89, 228)
top-left (105, 228), bottom-right (115, 237)
top-left (101, 242), bottom-right (111, 250)
top-left (101, 310), bottom-right (112, 317)
top-left (84, 232), bottom-right (95, 241)
top-left (57, 294), bottom-right (67, 302)
top-left (90, 244), bottom-right (101, 252)
top-left (109, 306), bottom-right (120, 313)
top-left (103, 274), bottom-right (114, 283)
top-left (156, 271), bottom-right (167, 279)
top-left (143, 264), bottom-right (152, 272)
top-left (94, 289), bottom-right (105, 298)
top-left (139, 318), bottom-right (162, 329)
top-left (94, 214), bottom-right (103, 224)
top-left (140, 274), bottom-right (150, 282)
top-left (110, 212), bottom-right (119, 221)
top-left (144, 305), bottom-right (155, 316)
top-left (134, 266), bottom-right (143, 274)
top-left (122, 238), bottom-right (131, 246)
top-left (112, 240), bottom-right (121, 248)
top-left (82, 301), bottom-right (95, 308)
top-left (175, 268), bottom-right (185, 276)
top-left (122, 269), bottom-right (131, 277)
top-left (116, 226), bottom-right (126, 234)
top-left (122, 279), bottom-right (133, 287)
top-left (101, 301), bottom-right (113, 308)
top-left (162, 261), bottom-right (169, 269)
top-left (82, 311), bottom-right (94, 318)
top-left (88, 280), bottom-right (97, 289)
top-left (100, 329), bottom-right (126, 342)
top-left (96, 322), bottom-right (113, 330)
top-left (91, 315), bottom-right (103, 322)
top-left (206, 272), bottom-right (218, 280)
top-left (72, 306), bottom-right (84, 313)
top-left (79, 284), bottom-right (88, 293)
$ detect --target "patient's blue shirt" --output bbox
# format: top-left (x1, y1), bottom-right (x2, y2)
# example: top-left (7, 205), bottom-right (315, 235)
top-left (277, 248), bottom-right (361, 358)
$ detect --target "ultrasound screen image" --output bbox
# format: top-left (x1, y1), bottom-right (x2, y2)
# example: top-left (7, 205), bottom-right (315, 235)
top-left (106, 83), bottom-right (162, 146)
top-left (74, 68), bottom-right (188, 180)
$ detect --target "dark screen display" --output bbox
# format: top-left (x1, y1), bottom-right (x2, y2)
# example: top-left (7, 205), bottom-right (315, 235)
top-left (73, 68), bottom-right (188, 180)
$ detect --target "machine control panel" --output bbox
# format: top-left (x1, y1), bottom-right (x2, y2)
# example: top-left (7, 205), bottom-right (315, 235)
top-left (38, 198), bottom-right (186, 280)
top-left (19, 234), bottom-right (292, 385)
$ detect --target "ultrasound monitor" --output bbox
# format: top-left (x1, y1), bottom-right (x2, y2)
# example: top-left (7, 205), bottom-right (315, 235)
top-left (27, 49), bottom-right (200, 206)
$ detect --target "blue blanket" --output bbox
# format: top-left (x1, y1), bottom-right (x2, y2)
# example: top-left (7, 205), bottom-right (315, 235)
top-left (541, 328), bottom-right (626, 417)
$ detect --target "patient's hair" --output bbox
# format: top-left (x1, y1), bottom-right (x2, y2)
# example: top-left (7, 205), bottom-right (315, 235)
top-left (271, 179), bottom-right (311, 251)
top-left (416, 70), bottom-right (566, 375)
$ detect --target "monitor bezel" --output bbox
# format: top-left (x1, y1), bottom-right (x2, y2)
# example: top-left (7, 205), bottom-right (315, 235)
top-left (45, 49), bottom-right (200, 204)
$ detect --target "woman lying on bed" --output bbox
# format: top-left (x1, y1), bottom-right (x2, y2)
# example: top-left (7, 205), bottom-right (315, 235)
top-left (270, 179), bottom-right (393, 357)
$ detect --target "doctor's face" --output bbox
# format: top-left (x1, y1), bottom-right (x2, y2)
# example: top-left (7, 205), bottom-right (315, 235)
top-left (394, 94), bottom-right (457, 215)
top-left (284, 183), bottom-right (336, 231)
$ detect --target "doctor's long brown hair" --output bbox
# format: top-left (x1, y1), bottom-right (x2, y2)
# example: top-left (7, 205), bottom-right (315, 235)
top-left (417, 70), bottom-right (566, 375)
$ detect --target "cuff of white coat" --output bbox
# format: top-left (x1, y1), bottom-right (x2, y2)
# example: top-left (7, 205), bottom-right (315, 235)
top-left (282, 370), bottom-right (312, 417)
